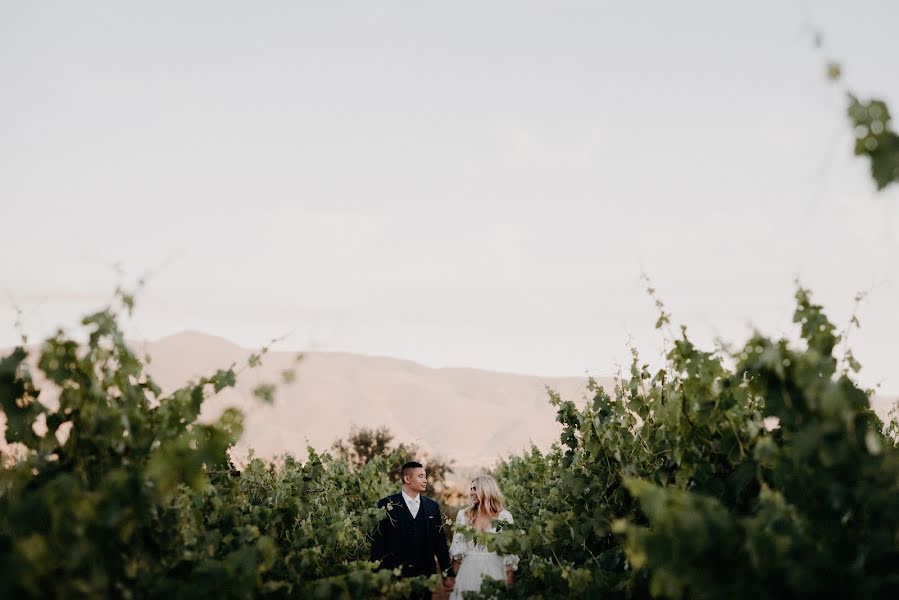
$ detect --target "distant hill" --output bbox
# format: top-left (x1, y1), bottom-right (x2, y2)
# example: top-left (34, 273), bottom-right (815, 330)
top-left (4, 332), bottom-right (896, 472)
top-left (139, 332), bottom-right (603, 467)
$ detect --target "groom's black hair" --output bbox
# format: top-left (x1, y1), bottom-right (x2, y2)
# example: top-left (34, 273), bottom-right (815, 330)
top-left (401, 461), bottom-right (423, 481)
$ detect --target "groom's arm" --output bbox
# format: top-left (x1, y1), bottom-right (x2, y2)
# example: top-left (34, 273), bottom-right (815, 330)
top-left (433, 505), bottom-right (452, 575)
top-left (370, 497), bottom-right (389, 565)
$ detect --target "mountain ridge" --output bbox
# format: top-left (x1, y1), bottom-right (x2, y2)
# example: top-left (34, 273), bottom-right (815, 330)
top-left (136, 331), bottom-right (601, 467)
top-left (4, 331), bottom-right (896, 470)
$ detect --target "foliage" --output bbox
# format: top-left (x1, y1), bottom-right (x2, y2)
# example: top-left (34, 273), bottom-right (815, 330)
top-left (470, 287), bottom-right (899, 599)
top-left (332, 426), bottom-right (455, 504)
top-left (2, 287), bottom-right (897, 599)
top-left (847, 95), bottom-right (899, 191)
top-left (816, 34), bottom-right (899, 192)
top-left (0, 296), bottom-right (436, 598)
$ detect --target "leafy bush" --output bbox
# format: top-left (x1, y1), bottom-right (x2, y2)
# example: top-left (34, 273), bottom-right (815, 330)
top-left (0, 296), bottom-right (432, 598)
top-left (475, 288), bottom-right (899, 599)
top-left (2, 287), bottom-right (897, 599)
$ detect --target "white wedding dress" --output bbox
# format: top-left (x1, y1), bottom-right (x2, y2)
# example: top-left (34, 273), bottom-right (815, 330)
top-left (448, 509), bottom-right (519, 599)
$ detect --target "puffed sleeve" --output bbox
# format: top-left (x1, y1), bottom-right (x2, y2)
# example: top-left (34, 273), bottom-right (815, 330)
top-left (498, 511), bottom-right (519, 571)
top-left (448, 510), bottom-right (469, 560)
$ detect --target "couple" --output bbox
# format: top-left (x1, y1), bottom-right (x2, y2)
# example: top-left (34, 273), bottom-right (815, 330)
top-left (370, 461), bottom-right (518, 599)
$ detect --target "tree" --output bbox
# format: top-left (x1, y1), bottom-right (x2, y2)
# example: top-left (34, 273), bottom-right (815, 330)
top-left (332, 426), bottom-right (456, 504)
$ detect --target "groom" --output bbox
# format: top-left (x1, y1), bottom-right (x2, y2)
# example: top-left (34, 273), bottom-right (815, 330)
top-left (371, 461), bottom-right (455, 594)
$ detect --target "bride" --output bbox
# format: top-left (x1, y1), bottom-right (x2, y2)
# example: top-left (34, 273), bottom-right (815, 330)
top-left (448, 475), bottom-right (519, 599)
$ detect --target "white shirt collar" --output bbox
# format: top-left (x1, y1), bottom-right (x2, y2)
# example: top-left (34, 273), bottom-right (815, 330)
top-left (401, 489), bottom-right (420, 504)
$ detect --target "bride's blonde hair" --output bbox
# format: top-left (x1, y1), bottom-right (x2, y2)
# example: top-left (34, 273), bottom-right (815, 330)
top-left (463, 475), bottom-right (506, 525)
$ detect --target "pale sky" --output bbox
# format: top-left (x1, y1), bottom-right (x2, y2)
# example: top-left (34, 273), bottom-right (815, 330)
top-left (2, 1), bottom-right (898, 394)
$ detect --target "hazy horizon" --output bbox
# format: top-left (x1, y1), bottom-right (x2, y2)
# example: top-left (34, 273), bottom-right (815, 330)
top-left (2, 1), bottom-right (898, 394)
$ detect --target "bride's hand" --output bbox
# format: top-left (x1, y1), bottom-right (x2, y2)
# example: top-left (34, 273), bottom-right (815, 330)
top-left (505, 566), bottom-right (514, 585)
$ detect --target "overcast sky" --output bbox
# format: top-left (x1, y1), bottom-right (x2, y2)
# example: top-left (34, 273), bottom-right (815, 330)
top-left (2, 1), bottom-right (898, 394)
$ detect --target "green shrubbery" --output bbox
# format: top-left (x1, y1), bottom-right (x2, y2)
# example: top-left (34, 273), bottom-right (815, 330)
top-left (2, 287), bottom-right (897, 599)
top-left (476, 288), bottom-right (899, 599)
top-left (0, 296), bottom-right (427, 598)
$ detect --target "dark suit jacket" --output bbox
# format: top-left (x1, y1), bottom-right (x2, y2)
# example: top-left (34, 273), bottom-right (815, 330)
top-left (370, 492), bottom-right (452, 577)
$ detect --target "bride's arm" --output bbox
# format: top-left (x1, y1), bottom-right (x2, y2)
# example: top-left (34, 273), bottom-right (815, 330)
top-left (448, 511), bottom-right (467, 575)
